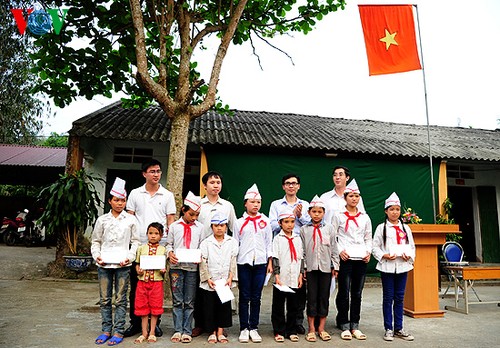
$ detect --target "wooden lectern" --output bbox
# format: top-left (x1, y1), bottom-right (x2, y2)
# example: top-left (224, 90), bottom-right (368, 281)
top-left (404, 224), bottom-right (460, 318)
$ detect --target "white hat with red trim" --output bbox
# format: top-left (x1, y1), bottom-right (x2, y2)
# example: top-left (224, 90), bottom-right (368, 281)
top-left (244, 183), bottom-right (262, 200)
top-left (345, 178), bottom-right (360, 194)
top-left (184, 191), bottom-right (201, 212)
top-left (384, 192), bottom-right (401, 209)
top-left (110, 177), bottom-right (127, 199)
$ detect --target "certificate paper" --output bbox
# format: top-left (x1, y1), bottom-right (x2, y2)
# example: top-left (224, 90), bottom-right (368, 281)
top-left (330, 276), bottom-right (336, 296)
top-left (214, 278), bottom-right (235, 304)
top-left (273, 284), bottom-right (295, 293)
top-left (101, 250), bottom-right (127, 264)
top-left (264, 273), bottom-right (272, 286)
top-left (389, 244), bottom-right (412, 257)
top-left (176, 249), bottom-right (202, 263)
top-left (347, 245), bottom-right (367, 260)
top-left (140, 255), bottom-right (166, 270)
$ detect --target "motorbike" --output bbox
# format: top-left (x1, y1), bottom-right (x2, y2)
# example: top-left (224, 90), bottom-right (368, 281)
top-left (1, 215), bottom-right (17, 243)
top-left (24, 218), bottom-right (46, 247)
top-left (4, 209), bottom-right (29, 246)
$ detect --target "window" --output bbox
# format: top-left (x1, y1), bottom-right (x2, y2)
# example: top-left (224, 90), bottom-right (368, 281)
top-left (113, 147), bottom-right (153, 163)
top-left (447, 164), bottom-right (475, 179)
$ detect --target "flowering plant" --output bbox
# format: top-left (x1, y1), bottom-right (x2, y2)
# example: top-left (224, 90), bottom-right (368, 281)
top-left (402, 207), bottom-right (422, 224)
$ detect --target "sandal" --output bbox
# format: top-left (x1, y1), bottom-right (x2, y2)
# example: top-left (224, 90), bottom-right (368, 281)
top-left (134, 335), bottom-right (147, 344)
top-left (107, 335), bottom-right (124, 346)
top-left (96, 333), bottom-right (111, 345)
top-left (147, 335), bottom-right (157, 343)
top-left (275, 334), bottom-right (285, 342)
top-left (289, 334), bottom-right (299, 342)
top-left (351, 329), bottom-right (367, 340)
top-left (218, 334), bottom-right (228, 343)
top-left (208, 334), bottom-right (217, 344)
top-left (305, 332), bottom-right (316, 342)
top-left (341, 330), bottom-right (352, 340)
top-left (181, 334), bottom-right (192, 343)
top-left (171, 332), bottom-right (182, 343)
top-left (319, 331), bottom-right (331, 341)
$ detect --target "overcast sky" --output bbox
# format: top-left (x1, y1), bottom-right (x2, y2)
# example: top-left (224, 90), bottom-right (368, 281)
top-left (42, 0), bottom-right (500, 135)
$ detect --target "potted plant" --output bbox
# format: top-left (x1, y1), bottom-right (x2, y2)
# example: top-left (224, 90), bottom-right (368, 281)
top-left (38, 169), bottom-right (103, 272)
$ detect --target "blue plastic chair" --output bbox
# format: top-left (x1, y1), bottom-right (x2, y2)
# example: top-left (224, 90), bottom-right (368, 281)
top-left (441, 241), bottom-right (481, 301)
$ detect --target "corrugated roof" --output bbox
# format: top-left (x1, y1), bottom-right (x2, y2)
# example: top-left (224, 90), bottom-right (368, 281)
top-left (0, 144), bottom-right (67, 167)
top-left (71, 102), bottom-right (500, 162)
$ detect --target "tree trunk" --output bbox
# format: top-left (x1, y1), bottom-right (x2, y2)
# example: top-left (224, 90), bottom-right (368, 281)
top-left (166, 111), bottom-right (191, 209)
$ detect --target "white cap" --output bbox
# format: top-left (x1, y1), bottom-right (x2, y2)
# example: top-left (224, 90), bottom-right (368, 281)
top-left (184, 191), bottom-right (201, 212)
top-left (309, 195), bottom-right (325, 208)
top-left (110, 177), bottom-right (127, 199)
top-left (278, 205), bottom-right (295, 220)
top-left (345, 178), bottom-right (360, 194)
top-left (211, 212), bottom-right (228, 225)
top-left (384, 192), bottom-right (401, 209)
top-left (244, 183), bottom-right (262, 200)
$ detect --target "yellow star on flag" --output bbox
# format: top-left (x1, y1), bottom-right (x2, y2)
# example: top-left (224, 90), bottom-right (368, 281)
top-left (379, 29), bottom-right (398, 50)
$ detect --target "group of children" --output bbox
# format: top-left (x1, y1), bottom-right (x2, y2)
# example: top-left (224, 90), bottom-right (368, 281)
top-left (91, 171), bottom-right (416, 345)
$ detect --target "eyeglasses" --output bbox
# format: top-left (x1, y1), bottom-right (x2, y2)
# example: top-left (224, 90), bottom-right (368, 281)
top-left (147, 170), bottom-right (162, 174)
top-left (284, 182), bottom-right (299, 187)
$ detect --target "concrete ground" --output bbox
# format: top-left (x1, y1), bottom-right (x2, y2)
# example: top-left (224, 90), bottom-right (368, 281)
top-left (0, 244), bottom-right (499, 348)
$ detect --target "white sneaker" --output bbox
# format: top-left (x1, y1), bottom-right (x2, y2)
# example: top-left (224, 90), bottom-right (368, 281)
top-left (249, 329), bottom-right (262, 343)
top-left (384, 329), bottom-right (394, 341)
top-left (239, 329), bottom-right (250, 343)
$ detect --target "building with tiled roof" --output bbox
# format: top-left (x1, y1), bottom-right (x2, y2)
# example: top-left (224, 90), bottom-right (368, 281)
top-left (69, 102), bottom-right (500, 263)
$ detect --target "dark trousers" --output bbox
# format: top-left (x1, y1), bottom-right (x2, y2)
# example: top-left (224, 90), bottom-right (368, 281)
top-left (193, 273), bottom-right (204, 330)
top-left (238, 263), bottom-right (267, 331)
top-left (295, 284), bottom-right (306, 326)
top-left (306, 270), bottom-right (332, 318)
top-left (335, 259), bottom-right (367, 331)
top-left (202, 288), bottom-right (232, 333)
top-left (271, 286), bottom-right (298, 336)
top-left (381, 271), bottom-right (408, 331)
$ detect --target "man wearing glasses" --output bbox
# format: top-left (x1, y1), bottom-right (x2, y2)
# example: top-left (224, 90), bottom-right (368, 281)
top-left (124, 159), bottom-right (177, 337)
top-left (268, 173), bottom-right (310, 335)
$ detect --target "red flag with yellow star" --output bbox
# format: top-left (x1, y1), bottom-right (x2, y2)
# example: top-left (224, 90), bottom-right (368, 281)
top-left (359, 5), bottom-right (422, 75)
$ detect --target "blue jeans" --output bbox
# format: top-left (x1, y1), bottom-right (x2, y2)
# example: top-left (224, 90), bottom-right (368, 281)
top-left (381, 272), bottom-right (408, 331)
top-left (170, 269), bottom-right (197, 335)
top-left (238, 263), bottom-right (267, 330)
top-left (335, 259), bottom-right (367, 331)
top-left (98, 267), bottom-right (130, 335)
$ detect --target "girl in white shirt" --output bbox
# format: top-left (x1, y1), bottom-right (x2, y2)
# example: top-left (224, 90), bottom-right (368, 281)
top-left (234, 184), bottom-right (273, 343)
top-left (372, 192), bottom-right (415, 342)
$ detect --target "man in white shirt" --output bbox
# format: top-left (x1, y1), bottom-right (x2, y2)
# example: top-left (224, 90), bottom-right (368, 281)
top-left (320, 166), bottom-right (365, 225)
top-left (124, 159), bottom-right (177, 338)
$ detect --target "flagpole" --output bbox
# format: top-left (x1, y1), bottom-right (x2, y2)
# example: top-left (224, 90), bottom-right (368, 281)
top-left (414, 4), bottom-right (437, 223)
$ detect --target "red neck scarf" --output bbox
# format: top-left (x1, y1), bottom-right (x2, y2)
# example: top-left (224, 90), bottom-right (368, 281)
top-left (239, 214), bottom-right (261, 235)
top-left (180, 221), bottom-right (193, 249)
top-left (312, 224), bottom-right (323, 251)
top-left (344, 211), bottom-right (361, 232)
top-left (284, 234), bottom-right (298, 262)
top-left (392, 225), bottom-right (407, 244)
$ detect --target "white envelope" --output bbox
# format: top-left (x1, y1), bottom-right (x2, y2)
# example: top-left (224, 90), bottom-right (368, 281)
top-left (175, 249), bottom-right (202, 263)
top-left (140, 255), bottom-right (166, 270)
top-left (273, 284), bottom-right (295, 293)
top-left (389, 244), bottom-right (412, 257)
top-left (264, 273), bottom-right (272, 286)
top-left (330, 276), bottom-right (336, 296)
top-left (214, 278), bottom-right (235, 304)
top-left (347, 245), bottom-right (367, 259)
top-left (101, 250), bottom-right (128, 264)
